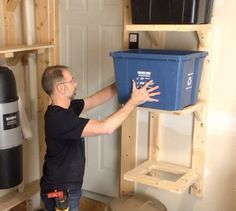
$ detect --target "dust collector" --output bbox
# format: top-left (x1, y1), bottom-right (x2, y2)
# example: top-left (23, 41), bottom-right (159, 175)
top-left (0, 66), bottom-right (22, 189)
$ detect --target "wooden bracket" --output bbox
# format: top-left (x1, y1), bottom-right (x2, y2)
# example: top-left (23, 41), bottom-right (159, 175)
top-left (197, 31), bottom-right (208, 49)
top-left (4, 52), bottom-right (14, 58)
top-left (193, 102), bottom-right (204, 122)
top-left (6, 52), bottom-right (24, 65)
top-left (194, 110), bottom-right (202, 122)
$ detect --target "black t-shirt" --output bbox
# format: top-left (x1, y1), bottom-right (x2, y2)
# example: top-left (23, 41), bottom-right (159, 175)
top-left (40, 99), bottom-right (89, 192)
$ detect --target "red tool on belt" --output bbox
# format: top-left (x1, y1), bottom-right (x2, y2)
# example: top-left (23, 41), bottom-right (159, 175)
top-left (47, 190), bottom-right (69, 211)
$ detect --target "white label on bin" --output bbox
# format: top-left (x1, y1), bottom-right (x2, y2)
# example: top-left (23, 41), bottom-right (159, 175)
top-left (136, 71), bottom-right (152, 88)
top-left (186, 72), bottom-right (194, 90)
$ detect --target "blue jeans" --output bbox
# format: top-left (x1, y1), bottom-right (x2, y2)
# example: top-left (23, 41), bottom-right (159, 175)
top-left (41, 189), bottom-right (82, 211)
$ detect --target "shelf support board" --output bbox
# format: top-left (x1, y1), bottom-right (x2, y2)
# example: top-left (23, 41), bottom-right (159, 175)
top-left (120, 109), bottom-right (138, 195)
top-left (126, 24), bottom-right (211, 32)
top-left (124, 160), bottom-right (200, 193)
top-left (0, 44), bottom-right (55, 58)
top-left (149, 112), bottom-right (159, 161)
top-left (138, 101), bottom-right (204, 116)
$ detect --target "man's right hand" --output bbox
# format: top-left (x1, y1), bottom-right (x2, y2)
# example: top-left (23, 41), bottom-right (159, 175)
top-left (82, 80), bottom-right (161, 137)
top-left (129, 80), bottom-right (160, 106)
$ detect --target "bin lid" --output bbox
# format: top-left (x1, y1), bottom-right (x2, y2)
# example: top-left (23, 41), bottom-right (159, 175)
top-left (110, 49), bottom-right (208, 61)
top-left (0, 66), bottom-right (18, 103)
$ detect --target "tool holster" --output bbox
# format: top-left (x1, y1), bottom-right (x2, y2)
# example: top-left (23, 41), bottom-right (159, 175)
top-left (47, 190), bottom-right (70, 211)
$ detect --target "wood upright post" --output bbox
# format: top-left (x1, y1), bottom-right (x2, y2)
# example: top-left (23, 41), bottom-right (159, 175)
top-left (35, 0), bottom-right (60, 174)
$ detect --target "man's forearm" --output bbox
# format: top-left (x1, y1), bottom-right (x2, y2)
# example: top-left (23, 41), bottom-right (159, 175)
top-left (101, 99), bottom-right (136, 134)
top-left (83, 83), bottom-right (117, 112)
top-left (82, 99), bottom-right (136, 136)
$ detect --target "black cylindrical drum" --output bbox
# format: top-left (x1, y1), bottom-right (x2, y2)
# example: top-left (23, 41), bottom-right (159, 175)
top-left (0, 66), bottom-right (22, 189)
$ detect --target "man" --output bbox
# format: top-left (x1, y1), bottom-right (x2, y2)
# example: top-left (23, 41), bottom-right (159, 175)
top-left (40, 65), bottom-right (160, 211)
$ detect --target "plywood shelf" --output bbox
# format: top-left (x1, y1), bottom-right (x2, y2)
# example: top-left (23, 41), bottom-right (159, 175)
top-left (0, 180), bottom-right (40, 211)
top-left (138, 101), bottom-right (204, 116)
top-left (126, 24), bottom-right (211, 32)
top-left (124, 160), bottom-right (200, 193)
top-left (0, 44), bottom-right (55, 58)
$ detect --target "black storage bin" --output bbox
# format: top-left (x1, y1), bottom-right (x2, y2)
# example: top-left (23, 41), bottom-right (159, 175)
top-left (131, 0), bottom-right (214, 24)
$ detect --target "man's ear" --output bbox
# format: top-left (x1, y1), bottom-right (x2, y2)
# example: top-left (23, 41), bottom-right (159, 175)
top-left (56, 84), bottom-right (64, 94)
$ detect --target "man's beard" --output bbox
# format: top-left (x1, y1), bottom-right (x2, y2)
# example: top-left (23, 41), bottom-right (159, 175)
top-left (69, 89), bottom-right (77, 100)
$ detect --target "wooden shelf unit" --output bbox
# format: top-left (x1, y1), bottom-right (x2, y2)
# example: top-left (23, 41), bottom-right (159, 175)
top-left (120, 0), bottom-right (212, 197)
top-left (0, 0), bottom-right (59, 210)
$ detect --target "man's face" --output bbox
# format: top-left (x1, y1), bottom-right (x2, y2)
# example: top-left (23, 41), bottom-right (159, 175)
top-left (61, 70), bottom-right (78, 100)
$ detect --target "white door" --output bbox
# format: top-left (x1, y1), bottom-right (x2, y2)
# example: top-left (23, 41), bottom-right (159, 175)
top-left (59, 0), bottom-right (123, 197)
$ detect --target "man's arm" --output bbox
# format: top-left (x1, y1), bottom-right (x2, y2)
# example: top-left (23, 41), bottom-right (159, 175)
top-left (82, 80), bottom-right (160, 137)
top-left (83, 83), bottom-right (117, 112)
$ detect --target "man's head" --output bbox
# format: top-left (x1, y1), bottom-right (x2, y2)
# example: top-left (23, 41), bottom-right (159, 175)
top-left (41, 65), bottom-right (77, 100)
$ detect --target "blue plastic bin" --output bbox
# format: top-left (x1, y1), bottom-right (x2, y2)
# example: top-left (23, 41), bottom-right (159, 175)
top-left (110, 49), bottom-right (208, 110)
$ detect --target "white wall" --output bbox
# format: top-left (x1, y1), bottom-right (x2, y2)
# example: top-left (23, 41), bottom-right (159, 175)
top-left (135, 0), bottom-right (236, 211)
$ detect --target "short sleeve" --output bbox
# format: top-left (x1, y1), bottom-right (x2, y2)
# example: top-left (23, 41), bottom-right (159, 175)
top-left (45, 105), bottom-right (89, 140)
top-left (70, 99), bottom-right (85, 116)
